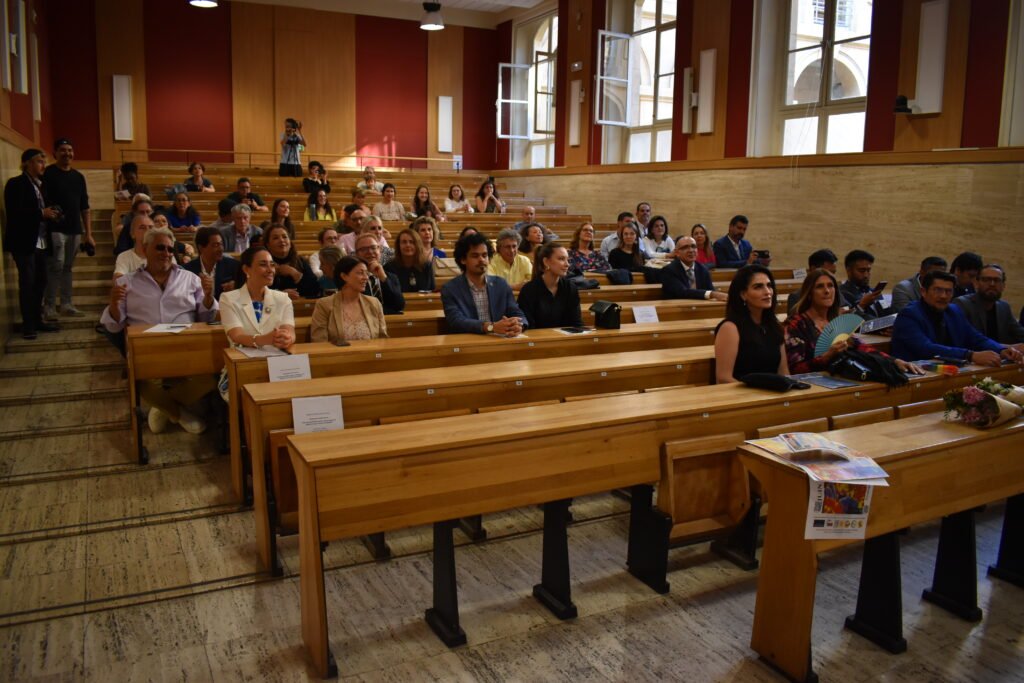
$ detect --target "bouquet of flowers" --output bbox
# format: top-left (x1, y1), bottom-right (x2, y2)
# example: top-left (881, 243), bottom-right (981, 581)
top-left (943, 379), bottom-right (1024, 428)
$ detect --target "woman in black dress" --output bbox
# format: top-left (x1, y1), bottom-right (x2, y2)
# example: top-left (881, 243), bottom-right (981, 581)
top-left (714, 264), bottom-right (789, 383)
top-left (517, 243), bottom-right (583, 329)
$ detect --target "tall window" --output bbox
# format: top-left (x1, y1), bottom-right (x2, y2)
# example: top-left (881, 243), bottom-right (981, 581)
top-left (600, 0), bottom-right (676, 164)
top-left (503, 12), bottom-right (558, 170)
top-left (779, 0), bottom-right (871, 155)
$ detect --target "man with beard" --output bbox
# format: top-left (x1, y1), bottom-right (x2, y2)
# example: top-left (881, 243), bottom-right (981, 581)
top-left (953, 264), bottom-right (1024, 346)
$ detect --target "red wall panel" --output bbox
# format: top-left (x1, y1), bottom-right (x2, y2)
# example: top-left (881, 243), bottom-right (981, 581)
top-left (43, 0), bottom-right (100, 159)
top-left (355, 16), bottom-right (427, 168)
top-left (554, 0), bottom-right (569, 167)
top-left (588, 0), bottom-right (606, 166)
top-left (36, 0), bottom-right (53, 151)
top-left (723, 0), bottom-right (753, 158)
top-left (961, 0), bottom-right (1010, 148)
top-left (143, 0), bottom-right (233, 163)
top-left (462, 26), bottom-right (499, 171)
top-left (863, 0), bottom-right (902, 153)
top-left (492, 19), bottom-right (513, 171)
top-left (670, 0), bottom-right (694, 161)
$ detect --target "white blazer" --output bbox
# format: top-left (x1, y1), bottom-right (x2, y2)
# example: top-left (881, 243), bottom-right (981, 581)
top-left (219, 286), bottom-right (295, 346)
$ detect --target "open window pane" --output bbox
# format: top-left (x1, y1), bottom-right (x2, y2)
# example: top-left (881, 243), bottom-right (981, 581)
top-left (659, 28), bottom-right (676, 75)
top-left (833, 0), bottom-right (871, 41)
top-left (628, 131), bottom-right (652, 163)
top-left (825, 111), bottom-right (864, 153)
top-left (497, 63), bottom-right (530, 140)
top-left (791, 0), bottom-right (825, 48)
top-left (534, 50), bottom-right (556, 134)
top-left (782, 116), bottom-right (819, 155)
top-left (596, 30), bottom-right (632, 126)
top-left (786, 47), bottom-right (822, 105)
top-left (830, 36), bottom-right (869, 101)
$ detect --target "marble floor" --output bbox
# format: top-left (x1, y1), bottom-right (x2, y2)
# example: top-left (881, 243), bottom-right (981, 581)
top-left (0, 329), bottom-right (1022, 682)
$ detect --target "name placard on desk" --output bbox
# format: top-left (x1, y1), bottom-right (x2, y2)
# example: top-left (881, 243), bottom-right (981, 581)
top-left (291, 395), bottom-right (344, 434)
top-left (268, 353), bottom-right (312, 382)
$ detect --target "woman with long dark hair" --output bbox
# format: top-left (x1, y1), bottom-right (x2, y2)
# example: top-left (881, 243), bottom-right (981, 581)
top-left (714, 264), bottom-right (788, 383)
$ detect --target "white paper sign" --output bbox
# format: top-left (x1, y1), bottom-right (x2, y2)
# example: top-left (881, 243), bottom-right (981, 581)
top-left (633, 306), bottom-right (660, 324)
top-left (792, 268), bottom-right (808, 281)
top-left (239, 346), bottom-right (288, 359)
top-left (268, 353), bottom-right (311, 382)
top-left (145, 323), bottom-right (190, 334)
top-left (291, 395), bottom-right (344, 435)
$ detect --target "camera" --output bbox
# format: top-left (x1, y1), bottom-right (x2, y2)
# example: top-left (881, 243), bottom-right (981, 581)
top-left (79, 241), bottom-right (95, 257)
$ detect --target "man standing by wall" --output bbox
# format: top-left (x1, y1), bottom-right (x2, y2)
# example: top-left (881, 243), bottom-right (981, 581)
top-left (42, 138), bottom-right (94, 319)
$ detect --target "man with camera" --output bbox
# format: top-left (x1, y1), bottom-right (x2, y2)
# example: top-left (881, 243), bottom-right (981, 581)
top-left (42, 138), bottom-right (93, 319)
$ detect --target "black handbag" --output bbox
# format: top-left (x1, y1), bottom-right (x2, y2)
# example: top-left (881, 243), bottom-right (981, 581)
top-left (828, 348), bottom-right (909, 387)
top-left (589, 300), bottom-right (621, 329)
top-left (568, 275), bottom-right (601, 290)
top-left (740, 373), bottom-right (812, 392)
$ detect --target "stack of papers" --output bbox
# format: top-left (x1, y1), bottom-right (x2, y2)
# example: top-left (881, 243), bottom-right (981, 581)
top-left (747, 432), bottom-right (888, 485)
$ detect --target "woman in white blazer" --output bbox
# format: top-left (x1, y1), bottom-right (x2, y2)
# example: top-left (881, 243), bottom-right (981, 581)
top-left (219, 245), bottom-right (297, 350)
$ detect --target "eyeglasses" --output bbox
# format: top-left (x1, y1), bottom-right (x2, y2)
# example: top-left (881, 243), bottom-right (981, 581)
top-left (152, 244), bottom-right (174, 253)
top-left (357, 246), bottom-right (379, 253)
top-left (978, 277), bottom-right (1003, 284)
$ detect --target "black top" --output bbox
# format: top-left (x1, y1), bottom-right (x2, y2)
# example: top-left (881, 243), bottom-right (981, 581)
top-left (3, 174), bottom-right (45, 254)
top-left (184, 177), bottom-right (213, 192)
top-left (717, 314), bottom-right (783, 381)
top-left (42, 165), bottom-right (89, 235)
top-left (517, 277), bottom-right (583, 329)
top-left (271, 255), bottom-right (320, 298)
top-left (608, 248), bottom-right (644, 272)
top-left (302, 178), bottom-right (330, 195)
top-left (384, 259), bottom-right (435, 293)
top-left (226, 191), bottom-right (265, 207)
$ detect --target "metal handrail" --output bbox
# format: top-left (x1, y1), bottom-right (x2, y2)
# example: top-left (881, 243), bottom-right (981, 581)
top-left (119, 148), bottom-right (464, 172)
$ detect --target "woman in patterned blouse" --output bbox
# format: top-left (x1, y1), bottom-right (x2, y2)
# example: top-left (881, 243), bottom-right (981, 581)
top-left (567, 222), bottom-right (611, 276)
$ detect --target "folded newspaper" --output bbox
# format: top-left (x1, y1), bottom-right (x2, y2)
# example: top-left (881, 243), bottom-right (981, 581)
top-left (746, 432), bottom-right (889, 485)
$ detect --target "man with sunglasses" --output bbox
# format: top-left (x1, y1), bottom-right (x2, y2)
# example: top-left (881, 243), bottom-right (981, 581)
top-left (101, 226), bottom-right (218, 434)
top-left (354, 232), bottom-right (404, 314)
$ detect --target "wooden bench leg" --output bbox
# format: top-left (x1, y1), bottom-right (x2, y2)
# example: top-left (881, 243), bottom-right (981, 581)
top-left (424, 520), bottom-right (467, 647)
top-left (988, 494), bottom-right (1024, 588)
top-left (710, 493), bottom-right (762, 570)
top-left (263, 453), bottom-right (284, 578)
top-left (133, 403), bottom-right (149, 465)
top-left (457, 514), bottom-right (487, 542)
top-left (626, 484), bottom-right (672, 594)
top-left (361, 532), bottom-right (391, 560)
top-left (922, 509), bottom-right (983, 621)
top-left (533, 498), bottom-right (578, 620)
top-left (844, 531), bottom-right (907, 653)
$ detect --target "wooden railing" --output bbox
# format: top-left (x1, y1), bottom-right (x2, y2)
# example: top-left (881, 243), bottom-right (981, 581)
top-left (119, 148), bottom-right (467, 171)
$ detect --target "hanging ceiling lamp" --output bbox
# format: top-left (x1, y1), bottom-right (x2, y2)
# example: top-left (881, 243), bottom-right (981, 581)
top-left (420, 2), bottom-right (445, 31)
top-left (189, 0), bottom-right (218, 8)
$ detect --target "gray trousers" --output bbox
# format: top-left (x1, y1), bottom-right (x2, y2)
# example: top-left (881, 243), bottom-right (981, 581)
top-left (45, 232), bottom-right (80, 308)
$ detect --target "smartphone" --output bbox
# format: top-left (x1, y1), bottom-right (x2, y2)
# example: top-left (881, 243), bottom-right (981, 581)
top-left (561, 327), bottom-right (587, 334)
top-left (207, 320), bottom-right (222, 326)
top-left (754, 250), bottom-right (770, 258)
top-left (872, 281), bottom-right (888, 292)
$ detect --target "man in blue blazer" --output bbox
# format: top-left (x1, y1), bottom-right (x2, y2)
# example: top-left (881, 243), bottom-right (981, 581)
top-left (661, 236), bottom-right (727, 301)
top-left (891, 270), bottom-right (1022, 366)
top-left (183, 227), bottom-right (239, 299)
top-left (712, 214), bottom-right (770, 269)
top-left (441, 232), bottom-right (527, 335)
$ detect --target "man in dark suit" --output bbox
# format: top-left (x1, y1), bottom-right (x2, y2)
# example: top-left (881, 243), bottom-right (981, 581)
top-left (353, 232), bottom-right (404, 314)
top-left (712, 214), bottom-right (770, 269)
top-left (953, 265), bottom-right (1024, 346)
top-left (3, 148), bottom-right (60, 339)
top-left (441, 232), bottom-right (527, 335)
top-left (183, 227), bottom-right (239, 300)
top-left (661, 236), bottom-right (727, 301)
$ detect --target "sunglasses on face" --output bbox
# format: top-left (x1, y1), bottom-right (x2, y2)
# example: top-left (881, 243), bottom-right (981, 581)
top-left (152, 244), bottom-right (175, 253)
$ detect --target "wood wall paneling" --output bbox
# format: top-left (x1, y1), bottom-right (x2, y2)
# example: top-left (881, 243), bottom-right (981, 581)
top-left (493, 19), bottom-right (513, 170)
top-left (893, 0), bottom-right (971, 152)
top-left (863, 0), bottom-right (903, 153)
top-left (95, 0), bottom-right (148, 162)
top-left (427, 26), bottom-right (463, 170)
top-left (670, 0), bottom-right (695, 161)
top-left (686, 0), bottom-right (731, 161)
top-left (723, 0), bottom-right (753, 158)
top-left (231, 2), bottom-right (276, 166)
top-left (562, 0), bottom-right (596, 167)
top-left (961, 0), bottom-right (1011, 148)
top-left (462, 26), bottom-right (499, 170)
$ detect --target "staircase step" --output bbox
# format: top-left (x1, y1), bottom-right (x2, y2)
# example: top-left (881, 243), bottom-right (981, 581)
top-left (6, 326), bottom-right (110, 353)
top-left (0, 347), bottom-right (123, 377)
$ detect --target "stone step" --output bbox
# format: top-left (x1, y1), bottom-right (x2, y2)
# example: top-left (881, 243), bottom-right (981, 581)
top-left (0, 347), bottom-right (123, 377)
top-left (0, 369), bottom-right (127, 405)
top-left (6, 326), bottom-right (110, 353)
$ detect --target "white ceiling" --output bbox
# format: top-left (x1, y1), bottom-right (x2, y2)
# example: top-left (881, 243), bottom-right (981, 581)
top-left (232, 0), bottom-right (550, 29)
top-left (390, 0), bottom-right (542, 10)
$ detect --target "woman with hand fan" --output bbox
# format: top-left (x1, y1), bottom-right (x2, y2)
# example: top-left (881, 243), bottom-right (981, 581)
top-left (785, 269), bottom-right (923, 375)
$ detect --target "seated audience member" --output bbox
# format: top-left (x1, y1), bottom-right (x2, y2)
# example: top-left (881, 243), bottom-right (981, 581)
top-left (950, 251), bottom-right (983, 297)
top-left (714, 264), bottom-right (788, 383)
top-left (304, 189), bottom-right (337, 222)
top-left (338, 204), bottom-right (365, 235)
top-left (115, 162), bottom-right (150, 200)
top-left (608, 223), bottom-right (646, 272)
top-left (475, 179), bottom-right (506, 214)
top-left (220, 245), bottom-right (295, 351)
top-left (372, 183), bottom-right (405, 222)
top-left (341, 215), bottom-right (394, 262)
top-left (891, 255), bottom-right (947, 312)
top-left (309, 226), bottom-right (342, 278)
top-left (184, 227), bottom-right (239, 299)
top-left (260, 198), bottom-right (296, 237)
top-left (713, 215), bottom-right (770, 269)
top-left (890, 270), bottom-right (1023, 366)
top-left (183, 162), bottom-right (215, 193)
top-left (350, 188), bottom-right (371, 215)
top-left (219, 204), bottom-right (262, 253)
top-left (661, 236), bottom-right (727, 301)
top-left (385, 228), bottom-right (435, 292)
top-left (226, 177), bottom-right (268, 212)
top-left (954, 265), bottom-right (1024, 345)
top-left (600, 211), bottom-right (637, 256)
top-left (167, 192), bottom-right (200, 232)
top-left (642, 215), bottom-right (674, 256)
top-left (692, 224), bottom-right (716, 267)
top-left (840, 249), bottom-right (888, 320)
top-left (412, 184), bottom-right (445, 221)
top-left (414, 216), bottom-right (445, 258)
top-left (635, 202), bottom-right (653, 234)
top-left (444, 184), bottom-right (473, 213)
top-left (113, 215), bottom-right (152, 279)
top-left (441, 232), bottom-right (526, 335)
top-left (316, 246), bottom-right (344, 293)
top-left (356, 165), bottom-right (384, 194)
top-left (512, 206), bottom-right (543, 234)
top-left (353, 232), bottom-right (405, 314)
top-left (785, 269), bottom-right (921, 375)
top-left (209, 198), bottom-right (236, 232)
top-left (302, 161), bottom-right (330, 195)
top-left (264, 225), bottom-right (319, 299)
top-left (568, 223), bottom-right (611, 275)
top-left (488, 228), bottom-right (533, 291)
top-left (114, 195), bottom-right (154, 255)
top-left (517, 243), bottom-right (583, 329)
top-left (518, 223), bottom-right (548, 255)
top-left (785, 249), bottom-right (848, 313)
top-left (457, 226), bottom-right (479, 241)
top-left (101, 226), bottom-right (217, 432)
top-left (311, 256), bottom-right (388, 343)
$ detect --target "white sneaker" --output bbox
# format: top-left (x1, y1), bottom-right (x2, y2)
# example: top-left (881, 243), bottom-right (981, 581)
top-left (148, 407), bottom-right (170, 434)
top-left (178, 409), bottom-right (207, 435)
top-left (42, 305), bottom-right (58, 321)
top-left (60, 305), bottom-right (86, 317)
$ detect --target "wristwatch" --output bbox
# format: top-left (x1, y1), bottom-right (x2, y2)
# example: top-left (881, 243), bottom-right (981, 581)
top-left (486, 323), bottom-right (494, 333)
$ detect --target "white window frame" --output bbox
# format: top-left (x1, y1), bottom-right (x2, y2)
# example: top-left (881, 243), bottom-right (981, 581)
top-left (496, 62), bottom-right (531, 141)
top-left (595, 29), bottom-right (633, 126)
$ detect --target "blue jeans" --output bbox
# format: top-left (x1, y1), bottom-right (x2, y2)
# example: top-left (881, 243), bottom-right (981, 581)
top-left (45, 232), bottom-right (80, 308)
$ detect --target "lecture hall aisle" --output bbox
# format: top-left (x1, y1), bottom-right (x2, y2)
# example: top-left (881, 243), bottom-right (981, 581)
top-left (0, 223), bottom-right (1022, 681)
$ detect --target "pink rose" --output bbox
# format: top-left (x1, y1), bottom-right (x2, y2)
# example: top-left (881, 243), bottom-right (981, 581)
top-left (962, 385), bottom-right (987, 405)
